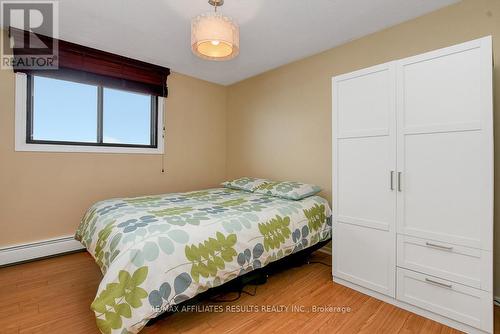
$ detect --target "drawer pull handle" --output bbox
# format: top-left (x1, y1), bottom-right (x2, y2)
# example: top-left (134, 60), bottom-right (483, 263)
top-left (425, 278), bottom-right (453, 289)
top-left (397, 172), bottom-right (402, 192)
top-left (390, 171), bottom-right (394, 190)
top-left (425, 242), bottom-right (453, 251)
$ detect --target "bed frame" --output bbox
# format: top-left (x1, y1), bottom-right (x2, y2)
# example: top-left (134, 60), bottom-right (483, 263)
top-left (147, 239), bottom-right (331, 325)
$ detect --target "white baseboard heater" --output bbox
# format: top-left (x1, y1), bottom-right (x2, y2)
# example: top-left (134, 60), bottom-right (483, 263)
top-left (0, 235), bottom-right (84, 266)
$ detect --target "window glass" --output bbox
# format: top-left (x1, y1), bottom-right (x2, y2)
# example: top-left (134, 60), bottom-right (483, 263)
top-left (103, 88), bottom-right (152, 145)
top-left (29, 75), bottom-right (158, 148)
top-left (32, 76), bottom-right (98, 142)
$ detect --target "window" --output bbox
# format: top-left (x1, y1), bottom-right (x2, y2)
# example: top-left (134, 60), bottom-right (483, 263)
top-left (27, 75), bottom-right (158, 148)
top-left (15, 73), bottom-right (164, 154)
top-left (31, 76), bottom-right (98, 143)
top-left (12, 30), bottom-right (169, 154)
top-left (102, 87), bottom-right (154, 146)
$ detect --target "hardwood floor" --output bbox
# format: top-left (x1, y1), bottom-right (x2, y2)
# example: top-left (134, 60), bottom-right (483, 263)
top-left (0, 251), bottom-right (498, 333)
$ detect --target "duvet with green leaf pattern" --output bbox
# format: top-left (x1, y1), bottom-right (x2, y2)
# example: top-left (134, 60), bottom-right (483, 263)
top-left (75, 187), bottom-right (332, 334)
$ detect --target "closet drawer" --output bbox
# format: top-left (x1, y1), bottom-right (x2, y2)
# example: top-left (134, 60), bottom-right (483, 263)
top-left (397, 268), bottom-right (492, 332)
top-left (397, 235), bottom-right (492, 291)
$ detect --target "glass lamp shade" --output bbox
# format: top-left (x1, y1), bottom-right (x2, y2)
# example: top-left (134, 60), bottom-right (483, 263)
top-left (191, 12), bottom-right (239, 61)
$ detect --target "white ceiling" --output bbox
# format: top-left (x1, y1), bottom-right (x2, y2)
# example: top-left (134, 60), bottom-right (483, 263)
top-left (52, 0), bottom-right (459, 85)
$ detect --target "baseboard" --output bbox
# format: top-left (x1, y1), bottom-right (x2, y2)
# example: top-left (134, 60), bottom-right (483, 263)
top-left (0, 235), bottom-right (84, 267)
top-left (333, 276), bottom-right (491, 334)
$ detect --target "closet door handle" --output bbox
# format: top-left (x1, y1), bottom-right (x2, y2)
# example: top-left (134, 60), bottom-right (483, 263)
top-left (390, 171), bottom-right (394, 190)
top-left (425, 242), bottom-right (453, 251)
top-left (425, 278), bottom-right (452, 289)
top-left (397, 172), bottom-right (402, 192)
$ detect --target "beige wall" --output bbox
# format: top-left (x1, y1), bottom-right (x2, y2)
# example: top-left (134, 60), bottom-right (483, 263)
top-left (226, 0), bottom-right (500, 295)
top-left (0, 69), bottom-right (227, 246)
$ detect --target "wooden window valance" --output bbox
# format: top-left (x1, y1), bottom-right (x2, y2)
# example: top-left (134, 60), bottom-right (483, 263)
top-left (9, 27), bottom-right (170, 97)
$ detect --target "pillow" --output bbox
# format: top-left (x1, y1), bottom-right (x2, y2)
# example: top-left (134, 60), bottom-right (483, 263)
top-left (221, 177), bottom-right (271, 192)
top-left (254, 181), bottom-right (321, 200)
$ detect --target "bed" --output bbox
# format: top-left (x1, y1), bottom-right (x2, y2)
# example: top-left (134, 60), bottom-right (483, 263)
top-left (75, 187), bottom-right (332, 334)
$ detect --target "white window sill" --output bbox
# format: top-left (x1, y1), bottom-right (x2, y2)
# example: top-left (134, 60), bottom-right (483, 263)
top-left (14, 142), bottom-right (164, 154)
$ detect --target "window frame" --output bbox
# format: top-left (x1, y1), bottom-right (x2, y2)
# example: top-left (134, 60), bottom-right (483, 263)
top-left (15, 73), bottom-right (165, 154)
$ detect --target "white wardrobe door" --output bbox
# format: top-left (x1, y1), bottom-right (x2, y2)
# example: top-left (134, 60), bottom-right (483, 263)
top-left (396, 37), bottom-right (493, 251)
top-left (333, 63), bottom-right (396, 297)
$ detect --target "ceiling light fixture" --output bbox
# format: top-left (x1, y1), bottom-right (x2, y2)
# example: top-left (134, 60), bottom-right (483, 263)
top-left (191, 0), bottom-right (239, 61)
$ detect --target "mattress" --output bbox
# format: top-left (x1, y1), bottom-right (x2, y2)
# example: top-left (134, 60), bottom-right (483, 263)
top-left (75, 187), bottom-right (332, 334)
